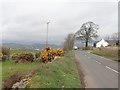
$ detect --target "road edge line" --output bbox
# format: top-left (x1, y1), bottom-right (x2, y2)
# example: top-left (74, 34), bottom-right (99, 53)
top-left (105, 66), bottom-right (119, 74)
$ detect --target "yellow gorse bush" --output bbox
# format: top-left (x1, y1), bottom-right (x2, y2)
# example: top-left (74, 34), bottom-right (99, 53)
top-left (40, 47), bottom-right (64, 63)
top-left (11, 53), bottom-right (19, 60)
top-left (0, 53), bottom-right (3, 61)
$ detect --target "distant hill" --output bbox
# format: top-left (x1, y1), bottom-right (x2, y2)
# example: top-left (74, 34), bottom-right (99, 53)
top-left (2, 43), bottom-right (62, 49)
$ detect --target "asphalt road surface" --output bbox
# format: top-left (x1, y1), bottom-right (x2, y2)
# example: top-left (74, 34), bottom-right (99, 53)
top-left (75, 50), bottom-right (119, 88)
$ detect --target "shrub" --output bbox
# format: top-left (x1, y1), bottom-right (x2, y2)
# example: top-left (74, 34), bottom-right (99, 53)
top-left (40, 47), bottom-right (64, 63)
top-left (56, 49), bottom-right (64, 56)
top-left (2, 47), bottom-right (10, 60)
top-left (16, 53), bottom-right (34, 63)
top-left (2, 55), bottom-right (7, 62)
top-left (0, 53), bottom-right (3, 61)
top-left (35, 52), bottom-right (41, 58)
top-left (11, 53), bottom-right (19, 60)
top-left (0, 53), bottom-right (7, 62)
top-left (2, 47), bottom-right (10, 55)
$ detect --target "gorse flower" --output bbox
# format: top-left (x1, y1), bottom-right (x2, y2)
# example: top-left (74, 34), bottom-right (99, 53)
top-left (40, 47), bottom-right (64, 63)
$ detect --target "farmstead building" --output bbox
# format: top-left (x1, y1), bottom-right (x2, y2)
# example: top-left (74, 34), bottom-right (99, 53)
top-left (93, 39), bottom-right (109, 48)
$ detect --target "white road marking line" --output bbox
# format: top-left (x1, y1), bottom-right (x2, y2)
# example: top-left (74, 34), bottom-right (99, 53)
top-left (105, 66), bottom-right (119, 73)
top-left (95, 61), bottom-right (101, 64)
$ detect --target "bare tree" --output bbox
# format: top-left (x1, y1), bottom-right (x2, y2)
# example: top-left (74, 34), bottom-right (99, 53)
top-left (63, 33), bottom-right (75, 51)
top-left (112, 32), bottom-right (120, 46)
top-left (105, 35), bottom-right (110, 41)
top-left (112, 32), bottom-right (118, 41)
top-left (75, 21), bottom-right (99, 48)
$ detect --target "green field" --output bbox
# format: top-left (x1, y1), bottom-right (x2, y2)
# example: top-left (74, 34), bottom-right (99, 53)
top-left (2, 61), bottom-right (40, 81)
top-left (10, 49), bottom-right (40, 55)
top-left (1, 51), bottom-right (82, 88)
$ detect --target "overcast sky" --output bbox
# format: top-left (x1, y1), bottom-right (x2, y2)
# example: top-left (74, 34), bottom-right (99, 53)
top-left (1, 0), bottom-right (118, 45)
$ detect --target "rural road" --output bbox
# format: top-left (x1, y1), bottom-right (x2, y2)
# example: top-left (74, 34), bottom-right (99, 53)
top-left (75, 50), bottom-right (119, 88)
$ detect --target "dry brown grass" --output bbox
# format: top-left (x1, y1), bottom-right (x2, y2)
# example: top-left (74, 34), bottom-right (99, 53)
top-left (100, 47), bottom-right (118, 56)
top-left (91, 47), bottom-right (118, 59)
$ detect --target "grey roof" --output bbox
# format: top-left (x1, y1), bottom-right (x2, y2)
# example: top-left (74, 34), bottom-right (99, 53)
top-left (106, 40), bottom-right (116, 44)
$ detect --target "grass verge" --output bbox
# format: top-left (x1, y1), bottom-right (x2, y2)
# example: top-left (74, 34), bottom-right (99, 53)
top-left (2, 51), bottom-right (82, 88)
top-left (27, 51), bottom-right (82, 88)
top-left (90, 48), bottom-right (118, 59)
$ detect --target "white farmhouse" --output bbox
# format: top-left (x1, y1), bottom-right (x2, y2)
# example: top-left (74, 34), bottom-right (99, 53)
top-left (94, 39), bottom-right (109, 48)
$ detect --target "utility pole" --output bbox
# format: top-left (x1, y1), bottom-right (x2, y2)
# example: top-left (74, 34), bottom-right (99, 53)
top-left (46, 21), bottom-right (50, 48)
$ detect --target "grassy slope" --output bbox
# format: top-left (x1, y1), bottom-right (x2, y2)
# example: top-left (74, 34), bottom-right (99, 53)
top-left (27, 51), bottom-right (82, 88)
top-left (2, 51), bottom-right (82, 88)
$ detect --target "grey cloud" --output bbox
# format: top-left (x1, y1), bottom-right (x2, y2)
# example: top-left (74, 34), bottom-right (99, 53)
top-left (1, 1), bottom-right (118, 44)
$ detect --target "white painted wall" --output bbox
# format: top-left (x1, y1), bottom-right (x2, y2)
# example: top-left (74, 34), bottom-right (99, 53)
top-left (96, 39), bottom-right (109, 47)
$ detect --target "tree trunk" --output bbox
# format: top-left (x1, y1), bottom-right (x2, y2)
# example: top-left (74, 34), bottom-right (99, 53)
top-left (85, 40), bottom-right (88, 47)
